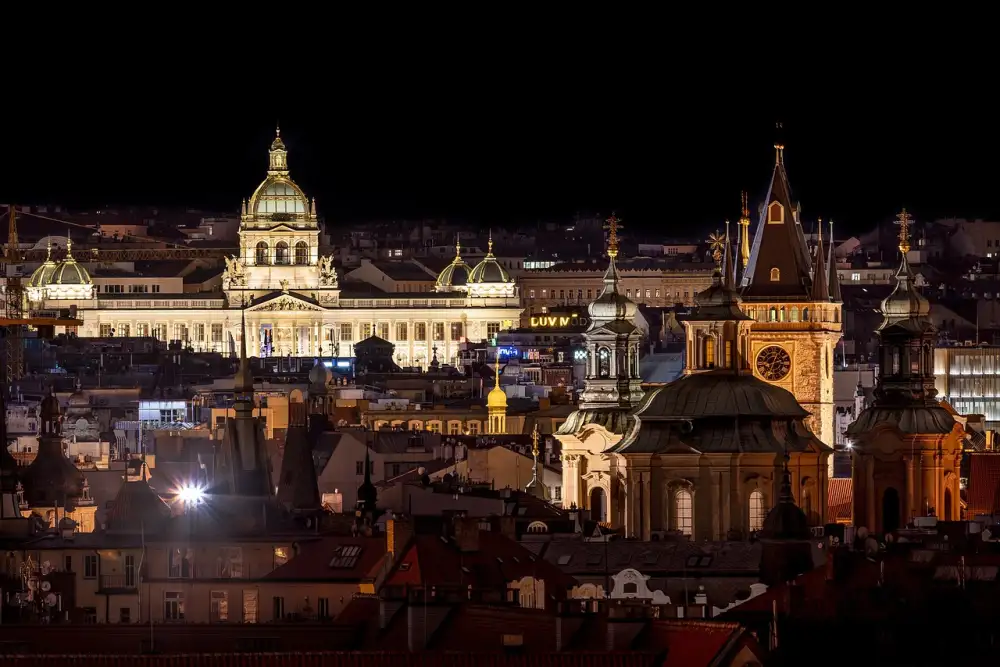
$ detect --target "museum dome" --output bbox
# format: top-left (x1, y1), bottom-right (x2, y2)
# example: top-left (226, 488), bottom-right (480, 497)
top-left (253, 179), bottom-right (309, 217)
top-left (436, 241), bottom-right (472, 290)
top-left (48, 239), bottom-right (92, 287)
top-left (29, 256), bottom-right (57, 288)
top-left (635, 371), bottom-right (809, 420)
top-left (468, 237), bottom-right (511, 285)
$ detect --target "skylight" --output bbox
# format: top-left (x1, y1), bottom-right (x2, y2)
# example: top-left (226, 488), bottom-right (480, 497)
top-left (557, 554), bottom-right (572, 566)
top-left (329, 545), bottom-right (362, 568)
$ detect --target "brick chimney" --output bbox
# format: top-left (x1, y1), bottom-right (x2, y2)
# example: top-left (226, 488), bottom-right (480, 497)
top-left (453, 516), bottom-right (481, 552)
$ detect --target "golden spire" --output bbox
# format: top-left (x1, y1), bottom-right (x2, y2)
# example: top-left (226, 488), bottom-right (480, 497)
top-left (45, 238), bottom-right (51, 261)
top-left (455, 236), bottom-right (463, 261)
top-left (531, 423), bottom-right (540, 459)
top-left (739, 191), bottom-right (751, 269)
top-left (817, 217), bottom-right (823, 244)
top-left (494, 347), bottom-right (501, 390)
top-left (65, 229), bottom-right (73, 259)
top-left (487, 230), bottom-right (494, 256)
top-left (741, 190), bottom-right (749, 220)
top-left (895, 209), bottom-right (912, 255)
top-left (275, 123), bottom-right (281, 138)
top-left (774, 121), bottom-right (785, 165)
top-left (605, 213), bottom-right (621, 259)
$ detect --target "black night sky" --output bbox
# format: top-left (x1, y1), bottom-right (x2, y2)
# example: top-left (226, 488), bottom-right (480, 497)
top-left (4, 46), bottom-right (995, 239)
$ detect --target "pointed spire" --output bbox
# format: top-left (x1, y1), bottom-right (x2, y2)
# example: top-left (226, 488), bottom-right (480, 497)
top-left (494, 347), bottom-right (501, 390)
top-left (810, 217), bottom-right (829, 301)
top-left (45, 238), bottom-right (51, 262)
top-left (774, 122), bottom-right (785, 165)
top-left (738, 191), bottom-right (752, 271)
top-left (65, 229), bottom-right (73, 258)
top-left (455, 235), bottom-right (463, 261)
top-left (487, 229), bottom-right (494, 256)
top-left (525, 423), bottom-right (548, 499)
top-left (828, 219), bottom-right (842, 301)
top-left (606, 212), bottom-right (621, 259)
top-left (723, 220), bottom-right (736, 288)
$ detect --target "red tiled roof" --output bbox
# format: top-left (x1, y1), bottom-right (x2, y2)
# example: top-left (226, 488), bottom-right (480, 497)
top-left (2, 654), bottom-right (659, 667)
top-left (828, 478), bottom-right (853, 523)
top-left (640, 620), bottom-right (746, 667)
top-left (384, 529), bottom-right (577, 595)
top-left (967, 453), bottom-right (1000, 516)
top-left (263, 536), bottom-right (386, 582)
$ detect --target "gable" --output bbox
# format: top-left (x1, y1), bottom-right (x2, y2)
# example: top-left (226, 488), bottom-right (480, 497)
top-left (248, 294), bottom-right (324, 312)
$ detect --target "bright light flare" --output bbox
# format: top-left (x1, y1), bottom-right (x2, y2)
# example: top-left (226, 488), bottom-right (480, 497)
top-left (177, 485), bottom-right (205, 505)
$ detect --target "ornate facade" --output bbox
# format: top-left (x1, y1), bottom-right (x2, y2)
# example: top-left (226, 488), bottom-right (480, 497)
top-left (558, 223), bottom-right (831, 540)
top-left (739, 144), bottom-right (842, 455)
top-left (846, 211), bottom-right (964, 534)
top-left (31, 130), bottom-right (522, 368)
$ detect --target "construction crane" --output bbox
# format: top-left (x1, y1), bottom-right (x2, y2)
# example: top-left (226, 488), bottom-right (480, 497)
top-left (4, 205), bottom-right (24, 384)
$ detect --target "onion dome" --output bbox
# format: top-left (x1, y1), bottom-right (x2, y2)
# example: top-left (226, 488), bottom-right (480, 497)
top-left (487, 356), bottom-right (507, 409)
top-left (691, 223), bottom-right (748, 318)
top-left (468, 235), bottom-right (512, 285)
top-left (308, 359), bottom-right (333, 387)
top-left (760, 457), bottom-right (810, 540)
top-left (587, 229), bottom-right (637, 323)
top-left (879, 209), bottom-right (930, 327)
top-left (436, 239), bottom-right (472, 290)
top-left (21, 390), bottom-right (86, 508)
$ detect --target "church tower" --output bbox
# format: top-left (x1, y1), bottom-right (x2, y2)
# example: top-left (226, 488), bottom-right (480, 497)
top-left (578, 214), bottom-right (644, 412)
top-left (741, 139), bottom-right (842, 454)
top-left (846, 211), bottom-right (964, 534)
top-left (486, 349), bottom-right (508, 434)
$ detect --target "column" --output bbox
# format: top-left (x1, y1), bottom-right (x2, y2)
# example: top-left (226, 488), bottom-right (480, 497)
top-left (641, 473), bottom-right (652, 541)
top-left (905, 455), bottom-right (914, 523)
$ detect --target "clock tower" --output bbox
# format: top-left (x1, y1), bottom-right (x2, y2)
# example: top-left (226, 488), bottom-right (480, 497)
top-left (740, 141), bottom-right (842, 461)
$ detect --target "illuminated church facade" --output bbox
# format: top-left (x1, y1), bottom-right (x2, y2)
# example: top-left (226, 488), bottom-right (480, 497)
top-left (27, 131), bottom-right (522, 368)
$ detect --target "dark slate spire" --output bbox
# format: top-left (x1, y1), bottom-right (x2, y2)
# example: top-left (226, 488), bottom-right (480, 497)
top-left (810, 219), bottom-right (829, 302)
top-left (276, 401), bottom-right (321, 513)
top-left (741, 131), bottom-right (814, 300)
top-left (828, 219), bottom-right (842, 302)
top-left (758, 453), bottom-right (814, 586)
top-left (21, 389), bottom-right (85, 510)
top-left (356, 437), bottom-right (377, 513)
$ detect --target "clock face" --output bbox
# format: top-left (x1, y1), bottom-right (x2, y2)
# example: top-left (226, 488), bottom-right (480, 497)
top-left (756, 345), bottom-right (792, 382)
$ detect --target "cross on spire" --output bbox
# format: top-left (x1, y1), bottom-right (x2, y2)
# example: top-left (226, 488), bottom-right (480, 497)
top-left (895, 209), bottom-right (913, 255)
top-left (605, 213), bottom-right (622, 258)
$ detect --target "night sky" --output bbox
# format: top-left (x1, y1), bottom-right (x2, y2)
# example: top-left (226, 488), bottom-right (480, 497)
top-left (3, 57), bottom-right (994, 239)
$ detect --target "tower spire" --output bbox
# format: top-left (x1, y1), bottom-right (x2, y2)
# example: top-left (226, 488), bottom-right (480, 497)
top-left (739, 191), bottom-right (751, 270)
top-left (723, 220), bottom-right (736, 288)
top-left (828, 219), bottom-right (842, 302)
top-left (774, 122), bottom-right (785, 165)
top-left (525, 423), bottom-right (549, 499)
top-left (810, 217), bottom-right (829, 301)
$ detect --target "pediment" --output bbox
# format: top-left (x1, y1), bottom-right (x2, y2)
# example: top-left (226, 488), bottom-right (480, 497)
top-left (247, 293), bottom-right (324, 312)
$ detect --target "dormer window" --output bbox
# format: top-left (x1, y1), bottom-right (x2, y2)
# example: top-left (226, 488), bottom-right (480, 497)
top-left (770, 267), bottom-right (780, 282)
top-left (768, 202), bottom-right (784, 224)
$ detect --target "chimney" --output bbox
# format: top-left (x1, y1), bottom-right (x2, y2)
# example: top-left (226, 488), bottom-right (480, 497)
top-left (453, 516), bottom-right (480, 552)
top-left (387, 517), bottom-right (414, 560)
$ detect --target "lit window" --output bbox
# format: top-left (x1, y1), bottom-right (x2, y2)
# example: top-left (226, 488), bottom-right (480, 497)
top-left (749, 490), bottom-right (766, 532)
top-left (675, 489), bottom-right (693, 536)
top-left (770, 267), bottom-right (780, 281)
top-left (851, 272), bottom-right (861, 281)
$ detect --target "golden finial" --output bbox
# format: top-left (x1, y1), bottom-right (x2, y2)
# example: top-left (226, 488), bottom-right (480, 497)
top-left (45, 238), bottom-right (51, 261)
top-left (817, 217), bottom-right (823, 244)
top-left (707, 229), bottom-right (725, 265)
top-left (455, 236), bottom-right (462, 260)
top-left (531, 423), bottom-right (540, 458)
top-left (487, 229), bottom-right (493, 255)
top-left (774, 121), bottom-right (785, 165)
top-left (741, 191), bottom-right (749, 220)
top-left (605, 213), bottom-right (621, 258)
top-left (275, 123), bottom-right (280, 138)
top-left (895, 209), bottom-right (912, 255)
top-left (494, 347), bottom-right (501, 388)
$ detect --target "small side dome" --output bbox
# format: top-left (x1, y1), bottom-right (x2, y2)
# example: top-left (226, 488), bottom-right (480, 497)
top-left (52, 258), bottom-right (92, 286)
top-left (29, 259), bottom-right (57, 288)
top-left (487, 385), bottom-right (507, 409)
top-left (587, 289), bottom-right (637, 322)
top-left (436, 260), bottom-right (471, 289)
top-left (468, 256), bottom-right (511, 284)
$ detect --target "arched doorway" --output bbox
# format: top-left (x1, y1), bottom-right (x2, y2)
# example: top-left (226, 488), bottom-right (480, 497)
top-left (589, 487), bottom-right (607, 523)
top-left (944, 488), bottom-right (953, 520)
top-left (882, 487), bottom-right (901, 534)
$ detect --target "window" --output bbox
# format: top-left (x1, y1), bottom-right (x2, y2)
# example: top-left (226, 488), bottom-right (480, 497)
top-left (529, 289), bottom-right (535, 299)
top-left (119, 607), bottom-right (131, 624)
top-left (356, 460), bottom-right (364, 475)
top-left (675, 489), bottom-right (693, 536)
top-left (210, 590), bottom-right (229, 622)
top-left (242, 590), bottom-right (258, 624)
top-left (152, 284), bottom-right (160, 293)
top-left (100, 324), bottom-right (112, 337)
top-left (194, 323), bottom-right (205, 342)
top-left (467, 421), bottom-right (480, 435)
top-left (84, 554), bottom-right (98, 579)
top-left (554, 486), bottom-right (561, 501)
top-left (255, 242), bottom-right (269, 265)
top-left (415, 323), bottom-right (427, 340)
top-left (769, 267), bottom-right (780, 281)
top-left (396, 323), bottom-right (408, 341)
top-left (361, 323), bottom-right (372, 339)
top-left (703, 336), bottom-right (715, 368)
top-left (340, 323), bottom-right (352, 341)
top-left (851, 272), bottom-right (861, 281)
top-left (433, 323), bottom-right (445, 341)
top-left (83, 607), bottom-right (98, 624)
top-left (450, 322), bottom-right (463, 341)
top-left (329, 545), bottom-right (362, 568)
top-left (749, 490), bottom-right (766, 532)
top-left (273, 546), bottom-right (289, 569)
top-left (294, 241), bottom-right (309, 265)
top-left (219, 547), bottom-right (243, 579)
top-left (377, 322), bottom-right (388, 340)
top-left (168, 548), bottom-right (193, 578)
top-left (119, 324), bottom-right (131, 337)
top-left (164, 592), bottom-right (184, 621)
top-left (318, 597), bottom-right (330, 619)
top-left (487, 322), bottom-right (501, 339)
top-left (275, 241), bottom-right (290, 265)
top-left (768, 201), bottom-right (783, 223)
top-left (64, 555), bottom-right (72, 572)
top-left (124, 554), bottom-right (136, 587)
top-left (211, 323), bottom-right (223, 343)
top-left (273, 596), bottom-right (285, 620)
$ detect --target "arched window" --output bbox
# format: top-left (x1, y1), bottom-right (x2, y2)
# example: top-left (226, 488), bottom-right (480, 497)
top-left (779, 307), bottom-right (786, 322)
top-left (769, 267), bottom-right (780, 281)
top-left (790, 306), bottom-right (799, 322)
top-left (294, 241), bottom-right (309, 265)
top-left (703, 336), bottom-right (715, 368)
top-left (802, 307), bottom-right (810, 322)
top-left (275, 241), bottom-right (290, 265)
top-left (749, 490), bottom-right (766, 532)
top-left (597, 347), bottom-right (611, 378)
top-left (769, 307), bottom-right (777, 322)
top-left (255, 241), bottom-right (269, 265)
top-left (674, 489), bottom-right (693, 536)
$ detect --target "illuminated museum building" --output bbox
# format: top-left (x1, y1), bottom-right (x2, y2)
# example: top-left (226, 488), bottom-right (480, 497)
top-left (556, 147), bottom-right (841, 539)
top-left (26, 131), bottom-right (521, 369)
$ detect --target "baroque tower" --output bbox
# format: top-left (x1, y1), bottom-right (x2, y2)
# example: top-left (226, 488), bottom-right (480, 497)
top-left (487, 349), bottom-right (508, 434)
top-left (740, 141), bottom-right (842, 456)
top-left (846, 211), bottom-right (964, 534)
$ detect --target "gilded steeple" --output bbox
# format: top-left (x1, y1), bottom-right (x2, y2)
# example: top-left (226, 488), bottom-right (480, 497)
top-left (525, 424), bottom-right (549, 500)
top-left (268, 125), bottom-right (288, 175)
top-left (487, 347), bottom-right (508, 434)
top-left (739, 191), bottom-right (751, 270)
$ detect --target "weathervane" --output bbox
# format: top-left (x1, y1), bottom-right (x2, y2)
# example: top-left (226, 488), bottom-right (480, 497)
top-left (707, 229), bottom-right (726, 266)
top-left (605, 213), bottom-right (622, 258)
top-left (895, 209), bottom-right (912, 255)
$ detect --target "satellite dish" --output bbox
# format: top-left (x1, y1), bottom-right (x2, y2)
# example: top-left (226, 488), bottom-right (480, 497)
top-left (44, 593), bottom-right (57, 607)
top-left (40, 581), bottom-right (51, 592)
